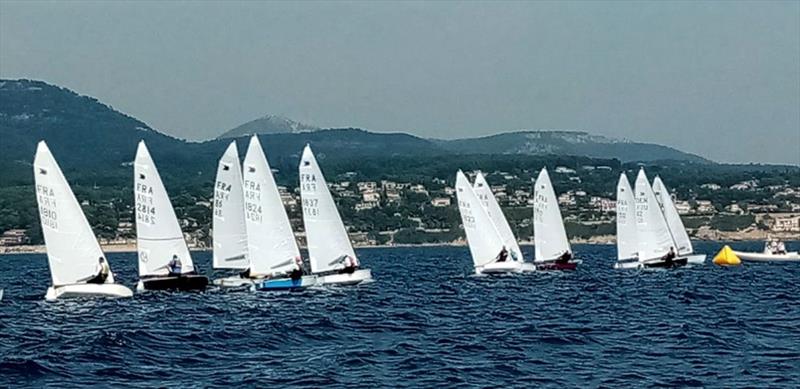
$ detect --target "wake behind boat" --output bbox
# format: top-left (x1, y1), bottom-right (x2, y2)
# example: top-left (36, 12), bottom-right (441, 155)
top-left (134, 141), bottom-right (208, 291)
top-left (456, 170), bottom-right (534, 275)
top-left (532, 168), bottom-right (578, 271)
top-left (298, 145), bottom-right (372, 285)
top-left (34, 141), bottom-right (133, 301)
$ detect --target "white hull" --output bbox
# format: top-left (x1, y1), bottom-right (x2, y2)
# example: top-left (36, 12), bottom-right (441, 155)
top-left (733, 251), bottom-right (800, 262)
top-left (212, 276), bottom-right (256, 288)
top-left (684, 254), bottom-right (706, 265)
top-left (477, 261), bottom-right (535, 274)
top-left (316, 269), bottom-right (372, 286)
top-left (45, 283), bottom-right (133, 301)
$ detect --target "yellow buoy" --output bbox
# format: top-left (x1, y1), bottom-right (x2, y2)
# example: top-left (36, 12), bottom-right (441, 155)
top-left (713, 245), bottom-right (741, 266)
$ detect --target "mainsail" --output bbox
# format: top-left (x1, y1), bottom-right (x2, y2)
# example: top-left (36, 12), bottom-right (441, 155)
top-left (212, 141), bottom-right (249, 269)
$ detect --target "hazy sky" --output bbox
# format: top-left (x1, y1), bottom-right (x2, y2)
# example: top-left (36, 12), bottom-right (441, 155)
top-left (1, 1), bottom-right (798, 164)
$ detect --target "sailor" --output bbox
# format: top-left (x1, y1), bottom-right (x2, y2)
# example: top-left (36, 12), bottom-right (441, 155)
top-left (496, 246), bottom-right (509, 262)
top-left (167, 255), bottom-right (183, 277)
top-left (290, 256), bottom-right (304, 281)
top-left (340, 255), bottom-right (358, 274)
top-left (663, 247), bottom-right (676, 265)
top-left (239, 267), bottom-right (251, 279)
top-left (777, 241), bottom-right (787, 255)
top-left (556, 251), bottom-right (572, 264)
top-left (86, 257), bottom-right (110, 284)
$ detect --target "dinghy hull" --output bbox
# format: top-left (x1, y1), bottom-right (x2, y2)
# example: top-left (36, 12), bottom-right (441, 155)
top-left (642, 257), bottom-right (688, 269)
top-left (45, 283), bottom-right (133, 301)
top-left (732, 251), bottom-right (800, 262)
top-left (212, 276), bottom-right (255, 288)
top-left (255, 275), bottom-right (317, 291)
top-left (316, 269), bottom-right (372, 286)
top-left (477, 261), bottom-right (535, 274)
top-left (535, 261), bottom-right (578, 271)
top-left (684, 254), bottom-right (707, 265)
top-left (137, 275), bottom-right (209, 291)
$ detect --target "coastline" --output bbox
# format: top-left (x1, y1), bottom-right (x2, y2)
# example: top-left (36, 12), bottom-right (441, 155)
top-left (1, 230), bottom-right (796, 255)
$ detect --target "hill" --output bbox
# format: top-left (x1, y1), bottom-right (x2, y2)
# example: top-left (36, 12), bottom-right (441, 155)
top-left (1, 78), bottom-right (711, 187)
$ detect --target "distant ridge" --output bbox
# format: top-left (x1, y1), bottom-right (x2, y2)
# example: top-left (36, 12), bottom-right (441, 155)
top-left (217, 114), bottom-right (318, 139)
top-left (1, 79), bottom-right (714, 185)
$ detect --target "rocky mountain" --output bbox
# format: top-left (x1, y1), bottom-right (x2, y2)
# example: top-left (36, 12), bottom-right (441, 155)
top-left (217, 114), bottom-right (318, 139)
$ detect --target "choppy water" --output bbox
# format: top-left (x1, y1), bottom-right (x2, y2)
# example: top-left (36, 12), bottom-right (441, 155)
top-left (1, 241), bottom-right (799, 388)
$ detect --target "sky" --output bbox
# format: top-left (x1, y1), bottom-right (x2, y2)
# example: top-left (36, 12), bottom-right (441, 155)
top-left (1, 1), bottom-right (798, 165)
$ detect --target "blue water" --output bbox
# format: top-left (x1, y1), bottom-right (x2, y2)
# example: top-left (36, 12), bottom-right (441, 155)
top-left (1, 241), bottom-right (799, 388)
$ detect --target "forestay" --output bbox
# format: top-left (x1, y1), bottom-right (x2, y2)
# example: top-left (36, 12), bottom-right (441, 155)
top-left (299, 145), bottom-right (357, 274)
top-left (652, 177), bottom-right (693, 256)
top-left (456, 171), bottom-right (505, 268)
top-left (633, 169), bottom-right (674, 261)
top-left (616, 173), bottom-right (638, 261)
top-left (34, 141), bottom-right (113, 286)
top-left (242, 136), bottom-right (300, 276)
top-left (533, 168), bottom-right (571, 262)
top-left (134, 141), bottom-right (194, 277)
top-left (473, 172), bottom-right (523, 261)
top-left (212, 141), bottom-right (249, 269)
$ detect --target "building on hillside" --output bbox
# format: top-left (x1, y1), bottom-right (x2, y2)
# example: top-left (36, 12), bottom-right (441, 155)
top-left (362, 191), bottom-right (381, 202)
top-left (410, 184), bottom-right (428, 196)
top-left (696, 200), bottom-right (715, 214)
top-left (357, 181), bottom-right (377, 192)
top-left (558, 192), bottom-right (575, 206)
top-left (431, 197), bottom-right (451, 207)
top-left (0, 229), bottom-right (29, 246)
top-left (725, 203), bottom-right (744, 214)
top-left (671, 200), bottom-right (692, 215)
top-left (444, 186), bottom-right (456, 196)
top-left (355, 201), bottom-right (379, 211)
top-left (381, 180), bottom-right (398, 191)
top-left (770, 214), bottom-right (800, 232)
top-left (701, 183), bottom-right (721, 190)
top-left (589, 196), bottom-right (616, 213)
top-left (554, 166), bottom-right (576, 174)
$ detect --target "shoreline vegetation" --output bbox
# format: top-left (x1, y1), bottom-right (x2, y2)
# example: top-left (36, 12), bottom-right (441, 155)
top-left (2, 230), bottom-right (796, 255)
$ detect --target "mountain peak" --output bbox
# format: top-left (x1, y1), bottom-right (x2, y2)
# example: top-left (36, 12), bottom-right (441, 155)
top-left (217, 114), bottom-right (319, 139)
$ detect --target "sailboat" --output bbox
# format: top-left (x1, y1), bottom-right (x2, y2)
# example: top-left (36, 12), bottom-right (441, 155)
top-left (616, 168), bottom-right (688, 269)
top-left (240, 136), bottom-right (316, 290)
top-left (134, 141), bottom-right (208, 291)
top-left (614, 173), bottom-right (640, 269)
top-left (34, 141), bottom-right (133, 301)
top-left (299, 145), bottom-right (372, 285)
top-left (211, 141), bottom-right (251, 287)
top-left (532, 168), bottom-right (578, 270)
top-left (652, 176), bottom-right (706, 265)
top-left (472, 172), bottom-right (524, 262)
top-left (456, 170), bottom-right (534, 274)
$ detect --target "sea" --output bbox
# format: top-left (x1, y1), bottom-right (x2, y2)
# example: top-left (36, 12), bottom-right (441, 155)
top-left (1, 241), bottom-right (799, 388)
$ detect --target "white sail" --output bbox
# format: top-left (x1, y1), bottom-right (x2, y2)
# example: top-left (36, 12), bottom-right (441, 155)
top-left (34, 141), bottom-right (114, 286)
top-left (533, 168), bottom-right (571, 262)
top-left (472, 172), bottom-right (523, 261)
top-left (633, 169), bottom-right (674, 261)
top-left (616, 173), bottom-right (638, 261)
top-left (243, 136), bottom-right (301, 276)
top-left (212, 141), bottom-right (249, 269)
top-left (456, 170), bottom-right (505, 268)
top-left (652, 176), bottom-right (693, 256)
top-left (299, 145), bottom-right (357, 274)
top-left (134, 141), bottom-right (194, 277)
